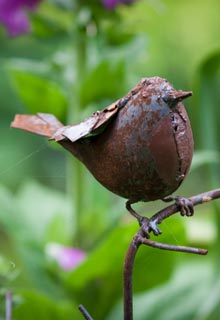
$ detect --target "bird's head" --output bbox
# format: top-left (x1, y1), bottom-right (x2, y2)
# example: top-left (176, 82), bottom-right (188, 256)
top-left (141, 77), bottom-right (192, 109)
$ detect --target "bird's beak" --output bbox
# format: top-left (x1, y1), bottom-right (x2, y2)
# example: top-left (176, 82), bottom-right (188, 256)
top-left (163, 90), bottom-right (192, 108)
top-left (173, 90), bottom-right (193, 101)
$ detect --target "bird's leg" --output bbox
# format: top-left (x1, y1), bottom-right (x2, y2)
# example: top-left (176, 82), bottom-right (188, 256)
top-left (125, 200), bottom-right (162, 238)
top-left (162, 196), bottom-right (194, 216)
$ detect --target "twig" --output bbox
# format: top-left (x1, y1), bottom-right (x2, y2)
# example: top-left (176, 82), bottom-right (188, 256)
top-left (123, 189), bottom-right (220, 320)
top-left (78, 304), bottom-right (94, 320)
top-left (5, 291), bottom-right (12, 320)
top-left (137, 236), bottom-right (208, 254)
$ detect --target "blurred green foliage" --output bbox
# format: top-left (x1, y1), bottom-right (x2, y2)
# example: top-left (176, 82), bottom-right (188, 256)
top-left (1, 0), bottom-right (220, 319)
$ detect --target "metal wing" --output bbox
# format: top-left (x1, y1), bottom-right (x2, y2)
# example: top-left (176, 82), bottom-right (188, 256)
top-left (52, 98), bottom-right (128, 142)
top-left (11, 113), bottom-right (64, 137)
top-left (11, 95), bottom-right (131, 142)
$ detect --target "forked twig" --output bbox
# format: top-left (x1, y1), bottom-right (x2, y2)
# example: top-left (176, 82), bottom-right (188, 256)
top-left (123, 189), bottom-right (220, 320)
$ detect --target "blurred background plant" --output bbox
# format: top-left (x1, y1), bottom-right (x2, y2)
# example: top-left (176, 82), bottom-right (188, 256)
top-left (0, 0), bottom-right (220, 319)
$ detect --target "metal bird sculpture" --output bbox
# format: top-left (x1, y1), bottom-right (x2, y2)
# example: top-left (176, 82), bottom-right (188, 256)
top-left (11, 77), bottom-right (194, 235)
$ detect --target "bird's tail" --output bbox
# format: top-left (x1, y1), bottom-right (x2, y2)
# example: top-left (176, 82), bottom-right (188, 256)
top-left (11, 113), bottom-right (64, 138)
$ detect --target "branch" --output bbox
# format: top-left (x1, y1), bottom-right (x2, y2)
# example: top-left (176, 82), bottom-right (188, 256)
top-left (151, 189), bottom-right (220, 224)
top-left (78, 304), bottom-right (93, 320)
top-left (123, 189), bottom-right (220, 320)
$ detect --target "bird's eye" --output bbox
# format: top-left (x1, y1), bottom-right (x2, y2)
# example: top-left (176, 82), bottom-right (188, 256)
top-left (161, 95), bottom-right (168, 103)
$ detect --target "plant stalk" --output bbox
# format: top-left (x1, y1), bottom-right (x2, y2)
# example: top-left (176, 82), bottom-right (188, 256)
top-left (67, 19), bottom-right (87, 246)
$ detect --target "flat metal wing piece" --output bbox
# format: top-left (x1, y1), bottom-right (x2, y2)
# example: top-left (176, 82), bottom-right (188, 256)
top-left (11, 113), bottom-right (64, 137)
top-left (52, 99), bottom-right (123, 142)
top-left (11, 96), bottom-right (131, 142)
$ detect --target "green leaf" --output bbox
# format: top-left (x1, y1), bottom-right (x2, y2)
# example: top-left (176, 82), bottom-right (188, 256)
top-left (15, 180), bottom-right (72, 244)
top-left (31, 2), bottom-right (74, 38)
top-left (0, 180), bottom-right (72, 245)
top-left (192, 51), bottom-right (220, 190)
top-left (65, 218), bottom-right (184, 319)
top-left (79, 60), bottom-right (126, 108)
top-left (13, 290), bottom-right (78, 320)
top-left (107, 261), bottom-right (216, 320)
top-left (103, 20), bottom-right (135, 46)
top-left (193, 51), bottom-right (220, 151)
top-left (9, 69), bottom-right (67, 119)
top-left (0, 182), bottom-right (72, 294)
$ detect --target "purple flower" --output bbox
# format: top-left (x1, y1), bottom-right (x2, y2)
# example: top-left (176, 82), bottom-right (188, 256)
top-left (0, 0), bottom-right (41, 37)
top-left (102, 0), bottom-right (135, 10)
top-left (46, 243), bottom-right (86, 271)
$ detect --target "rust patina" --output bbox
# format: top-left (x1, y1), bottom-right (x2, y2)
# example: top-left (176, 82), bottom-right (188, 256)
top-left (11, 77), bottom-right (194, 203)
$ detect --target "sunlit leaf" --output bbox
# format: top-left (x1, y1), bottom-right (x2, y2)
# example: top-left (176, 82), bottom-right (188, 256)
top-left (15, 180), bottom-right (72, 244)
top-left (13, 290), bottom-right (77, 319)
top-left (9, 69), bottom-right (67, 119)
top-left (107, 261), bottom-right (216, 320)
top-left (79, 60), bottom-right (126, 108)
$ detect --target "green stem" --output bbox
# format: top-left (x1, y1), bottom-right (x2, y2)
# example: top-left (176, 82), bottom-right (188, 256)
top-left (199, 77), bottom-right (220, 316)
top-left (67, 21), bottom-right (87, 246)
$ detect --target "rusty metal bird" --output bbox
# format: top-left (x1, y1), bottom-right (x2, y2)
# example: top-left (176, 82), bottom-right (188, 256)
top-left (11, 77), bottom-right (194, 235)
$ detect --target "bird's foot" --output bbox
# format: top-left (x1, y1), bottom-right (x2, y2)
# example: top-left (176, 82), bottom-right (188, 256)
top-left (163, 196), bottom-right (194, 217)
top-left (139, 217), bottom-right (162, 238)
top-left (126, 200), bottom-right (162, 238)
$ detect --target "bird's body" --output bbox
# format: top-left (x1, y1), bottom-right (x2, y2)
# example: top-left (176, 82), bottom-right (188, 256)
top-left (11, 77), bottom-right (194, 205)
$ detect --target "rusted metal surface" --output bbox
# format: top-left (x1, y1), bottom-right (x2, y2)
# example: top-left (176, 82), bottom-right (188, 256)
top-left (11, 113), bottom-right (63, 137)
top-left (11, 76), bottom-right (194, 203)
